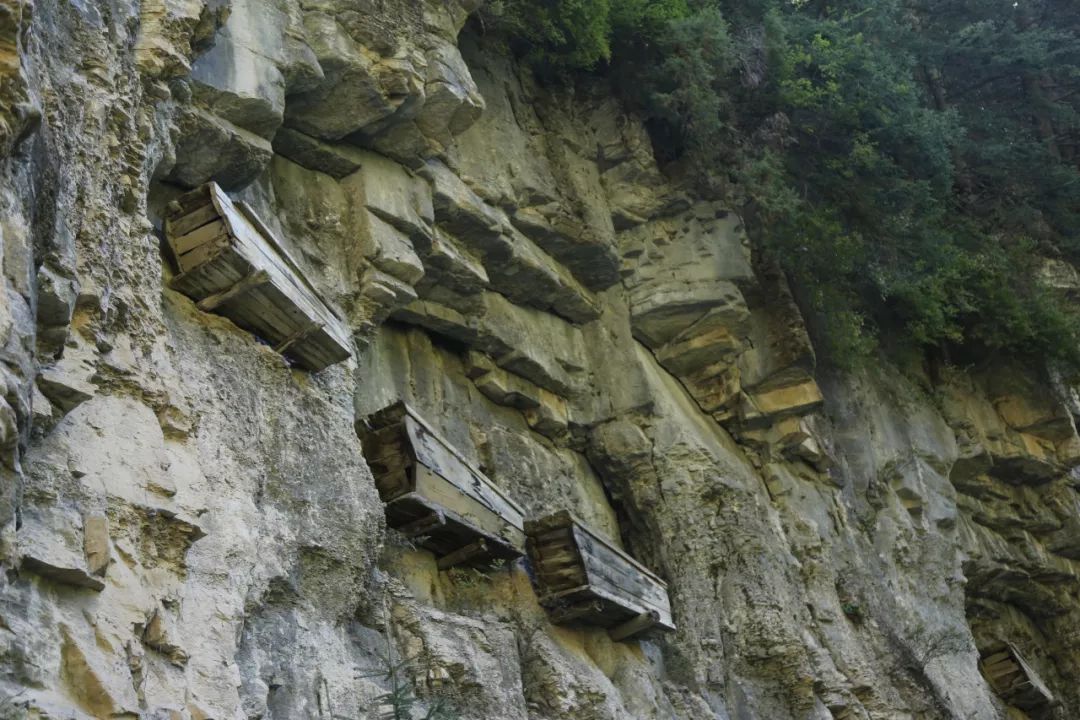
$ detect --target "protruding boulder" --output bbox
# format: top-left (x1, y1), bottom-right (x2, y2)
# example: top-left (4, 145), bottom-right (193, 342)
top-left (283, 12), bottom-right (422, 141)
top-left (343, 150), bottom-right (434, 241)
top-left (166, 106), bottom-right (274, 190)
top-left (19, 506), bottom-right (106, 591)
top-left (36, 339), bottom-right (97, 415)
top-left (189, 0), bottom-right (292, 140)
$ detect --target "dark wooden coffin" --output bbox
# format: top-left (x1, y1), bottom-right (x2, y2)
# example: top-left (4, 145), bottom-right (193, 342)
top-left (526, 510), bottom-right (675, 640)
top-left (980, 642), bottom-right (1055, 711)
top-left (359, 402), bottom-right (526, 568)
top-left (164, 182), bottom-right (352, 372)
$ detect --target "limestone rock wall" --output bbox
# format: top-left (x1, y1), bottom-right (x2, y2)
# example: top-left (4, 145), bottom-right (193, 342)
top-left (1, 1), bottom-right (1079, 719)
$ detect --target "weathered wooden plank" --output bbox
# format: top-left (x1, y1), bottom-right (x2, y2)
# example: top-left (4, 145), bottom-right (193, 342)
top-left (398, 510), bottom-right (447, 538)
top-left (361, 424), bottom-right (416, 502)
top-left (608, 611), bottom-right (659, 641)
top-left (985, 663), bottom-right (1019, 680)
top-left (537, 584), bottom-right (593, 606)
top-left (173, 219), bottom-right (227, 255)
top-left (575, 527), bottom-right (672, 618)
top-left (413, 465), bottom-right (525, 550)
top-left (577, 583), bottom-right (664, 626)
top-left (215, 190), bottom-right (347, 344)
top-left (404, 415), bottom-right (525, 532)
top-left (164, 182), bottom-right (353, 372)
top-left (196, 269), bottom-right (270, 312)
top-left (172, 247), bottom-right (242, 296)
top-left (533, 552), bottom-right (578, 569)
top-left (537, 568), bottom-right (587, 589)
top-left (359, 404), bottom-right (528, 566)
top-left (374, 468), bottom-right (412, 501)
top-left (549, 600), bottom-right (604, 624)
top-left (215, 279), bottom-right (314, 356)
top-left (524, 512), bottom-right (578, 536)
top-left (216, 275), bottom-right (343, 371)
top-left (437, 539), bottom-right (490, 570)
top-left (384, 493), bottom-right (521, 562)
top-left (168, 203), bottom-right (220, 237)
top-left (177, 234), bottom-right (230, 273)
top-left (531, 527), bottom-right (575, 545)
top-left (168, 185), bottom-right (213, 215)
top-left (235, 200), bottom-right (345, 325)
top-left (582, 565), bottom-right (673, 628)
top-left (526, 511), bottom-right (675, 636)
top-left (170, 239), bottom-right (290, 346)
top-left (982, 651), bottom-right (1011, 666)
top-left (980, 643), bottom-right (1054, 710)
top-left (571, 518), bottom-right (666, 585)
top-left (273, 320), bottom-right (321, 353)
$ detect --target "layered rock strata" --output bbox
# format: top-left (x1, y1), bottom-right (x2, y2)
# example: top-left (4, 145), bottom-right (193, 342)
top-left (0, 1), bottom-right (1078, 719)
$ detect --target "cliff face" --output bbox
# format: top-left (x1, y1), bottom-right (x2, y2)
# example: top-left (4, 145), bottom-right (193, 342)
top-left (1, 1), bottom-right (1079, 719)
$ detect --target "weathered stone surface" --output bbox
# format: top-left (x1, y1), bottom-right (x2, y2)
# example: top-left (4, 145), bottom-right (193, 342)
top-left (363, 40), bottom-right (486, 162)
top-left (0, 0), bottom-right (36, 155)
top-left (523, 389), bottom-right (570, 439)
top-left (134, 0), bottom-right (214, 79)
top-left (271, 126), bottom-right (365, 179)
top-left (940, 365), bottom-right (1080, 484)
top-left (283, 11), bottom-right (418, 140)
top-left (622, 204), bottom-right (753, 348)
top-left (414, 228), bottom-right (489, 296)
top-left (450, 38), bottom-right (558, 208)
top-left (592, 103), bottom-right (680, 228)
top-left (364, 211), bottom-right (426, 286)
top-left (472, 363), bottom-right (542, 410)
top-left (344, 149), bottom-right (434, 241)
top-left (83, 511), bottom-right (110, 576)
top-left (166, 106), bottom-right (274, 190)
top-left (19, 505), bottom-right (106, 591)
top-left (36, 339), bottom-right (97, 414)
top-left (189, 0), bottom-right (291, 140)
top-left (35, 263), bottom-right (78, 358)
top-left (7, 4), bottom-right (1080, 719)
top-left (393, 291), bottom-right (587, 397)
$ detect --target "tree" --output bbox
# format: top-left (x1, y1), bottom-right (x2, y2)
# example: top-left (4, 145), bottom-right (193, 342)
top-left (487, 0), bottom-right (1080, 370)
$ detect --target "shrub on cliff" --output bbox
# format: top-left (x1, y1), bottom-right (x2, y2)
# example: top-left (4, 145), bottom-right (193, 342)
top-left (481, 0), bottom-right (688, 72)
top-left (487, 0), bottom-right (1080, 371)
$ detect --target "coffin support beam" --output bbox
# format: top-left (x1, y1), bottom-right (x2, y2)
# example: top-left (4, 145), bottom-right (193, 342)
top-left (398, 509), bottom-right (447, 538)
top-left (437, 538), bottom-right (489, 570)
top-left (195, 269), bottom-right (270, 312)
top-left (549, 600), bottom-right (604, 624)
top-left (608, 610), bottom-right (660, 641)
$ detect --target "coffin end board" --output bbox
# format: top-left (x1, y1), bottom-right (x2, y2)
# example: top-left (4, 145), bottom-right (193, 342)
top-left (163, 182), bottom-right (352, 372)
top-left (526, 511), bottom-right (675, 640)
top-left (359, 402), bottom-right (527, 569)
top-left (979, 642), bottom-right (1055, 711)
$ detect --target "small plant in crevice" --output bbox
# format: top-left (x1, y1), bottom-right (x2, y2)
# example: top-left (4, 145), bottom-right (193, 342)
top-left (359, 647), bottom-right (461, 720)
top-left (445, 567), bottom-right (486, 589)
top-left (445, 557), bottom-right (511, 589)
top-left (841, 602), bottom-right (864, 623)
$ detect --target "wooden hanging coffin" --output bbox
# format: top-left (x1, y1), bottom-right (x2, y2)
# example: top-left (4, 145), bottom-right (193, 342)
top-left (979, 642), bottom-right (1055, 711)
top-left (526, 510), bottom-right (675, 640)
top-left (359, 402), bottom-right (526, 568)
top-left (163, 182), bottom-right (352, 372)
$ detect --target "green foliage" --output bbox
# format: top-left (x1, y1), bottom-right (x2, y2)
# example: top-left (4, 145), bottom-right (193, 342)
top-left (648, 8), bottom-right (737, 168)
top-left (841, 601), bottom-right (863, 620)
top-left (754, 0), bottom-right (1080, 368)
top-left (484, 0), bottom-right (688, 72)
top-left (491, 0), bottom-right (1080, 370)
top-left (360, 648), bottom-right (459, 720)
